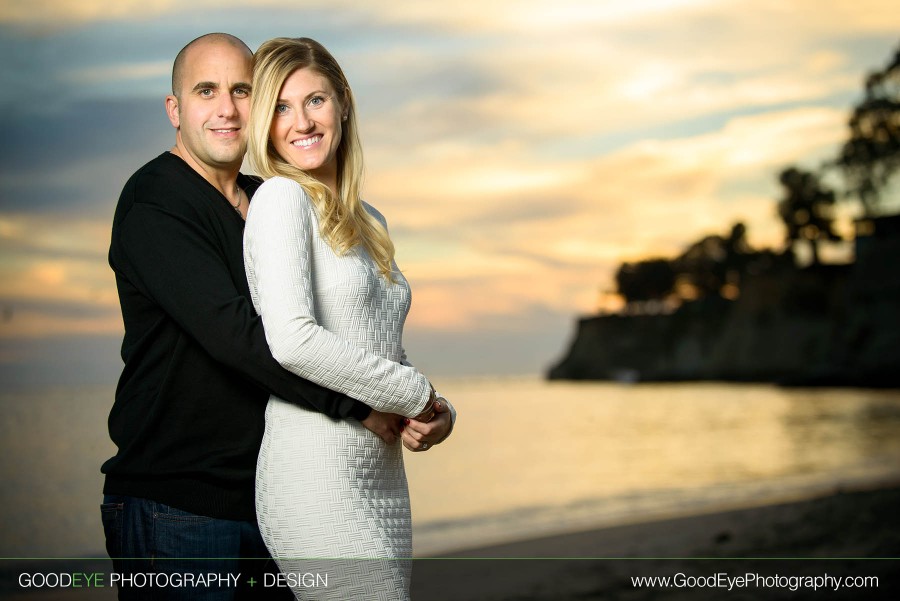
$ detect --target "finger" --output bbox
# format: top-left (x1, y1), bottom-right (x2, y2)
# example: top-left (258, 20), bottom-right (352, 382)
top-left (402, 419), bottom-right (433, 437)
top-left (401, 429), bottom-right (427, 451)
top-left (410, 408), bottom-right (451, 434)
top-left (401, 430), bottom-right (416, 450)
top-left (404, 425), bottom-right (426, 442)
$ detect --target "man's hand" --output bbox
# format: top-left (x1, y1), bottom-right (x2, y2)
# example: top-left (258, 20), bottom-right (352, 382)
top-left (402, 398), bottom-right (453, 452)
top-left (361, 409), bottom-right (406, 445)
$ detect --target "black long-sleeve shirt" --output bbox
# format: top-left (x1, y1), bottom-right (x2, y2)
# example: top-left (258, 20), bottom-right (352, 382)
top-left (102, 152), bottom-right (369, 520)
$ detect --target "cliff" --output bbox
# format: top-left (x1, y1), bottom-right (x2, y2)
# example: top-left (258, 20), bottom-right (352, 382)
top-left (548, 215), bottom-right (900, 387)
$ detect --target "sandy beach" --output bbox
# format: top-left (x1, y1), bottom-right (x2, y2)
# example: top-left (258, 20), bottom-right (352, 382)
top-left (2, 483), bottom-right (898, 600)
top-left (411, 482), bottom-right (900, 600)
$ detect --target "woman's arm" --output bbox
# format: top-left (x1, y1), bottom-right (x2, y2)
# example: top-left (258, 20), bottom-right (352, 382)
top-left (244, 177), bottom-right (431, 419)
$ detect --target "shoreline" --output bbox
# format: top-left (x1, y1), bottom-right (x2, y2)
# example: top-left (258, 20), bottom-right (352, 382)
top-left (412, 482), bottom-right (900, 600)
top-left (412, 469), bottom-right (900, 557)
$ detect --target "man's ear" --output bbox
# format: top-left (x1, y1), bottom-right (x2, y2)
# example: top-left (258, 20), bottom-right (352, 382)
top-left (165, 95), bottom-right (180, 129)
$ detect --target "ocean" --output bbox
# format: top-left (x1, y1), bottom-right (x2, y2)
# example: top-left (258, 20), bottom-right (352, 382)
top-left (2, 377), bottom-right (900, 560)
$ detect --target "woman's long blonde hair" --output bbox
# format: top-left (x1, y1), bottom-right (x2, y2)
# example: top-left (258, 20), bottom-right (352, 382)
top-left (248, 37), bottom-right (397, 282)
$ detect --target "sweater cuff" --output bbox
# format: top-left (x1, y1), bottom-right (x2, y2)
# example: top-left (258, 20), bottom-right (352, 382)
top-left (348, 400), bottom-right (373, 421)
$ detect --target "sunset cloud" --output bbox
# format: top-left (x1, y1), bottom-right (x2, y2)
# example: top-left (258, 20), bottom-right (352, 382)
top-left (375, 103), bottom-right (850, 333)
top-left (0, 215), bottom-right (120, 338)
top-left (0, 0), bottom-right (896, 375)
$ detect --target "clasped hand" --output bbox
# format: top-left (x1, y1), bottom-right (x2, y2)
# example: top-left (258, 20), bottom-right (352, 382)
top-left (361, 397), bottom-right (452, 451)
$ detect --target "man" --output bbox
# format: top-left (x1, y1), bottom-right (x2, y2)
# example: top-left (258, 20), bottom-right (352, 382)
top-left (102, 33), bottom-right (453, 600)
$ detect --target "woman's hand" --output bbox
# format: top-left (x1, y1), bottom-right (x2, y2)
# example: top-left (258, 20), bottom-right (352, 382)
top-left (402, 398), bottom-right (453, 452)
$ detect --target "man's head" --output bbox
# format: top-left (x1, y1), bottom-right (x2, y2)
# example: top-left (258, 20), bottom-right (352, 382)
top-left (166, 33), bottom-right (253, 177)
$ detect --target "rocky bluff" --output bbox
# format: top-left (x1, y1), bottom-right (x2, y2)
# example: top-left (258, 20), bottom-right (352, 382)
top-left (549, 215), bottom-right (900, 387)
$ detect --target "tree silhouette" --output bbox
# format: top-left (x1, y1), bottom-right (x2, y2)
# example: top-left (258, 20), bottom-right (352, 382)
top-left (616, 223), bottom-right (758, 308)
top-left (615, 259), bottom-right (675, 307)
top-left (836, 44), bottom-right (900, 215)
top-left (673, 233), bottom-right (733, 299)
top-left (724, 222), bottom-right (752, 275)
top-left (777, 167), bottom-right (841, 265)
top-left (610, 43), bottom-right (900, 313)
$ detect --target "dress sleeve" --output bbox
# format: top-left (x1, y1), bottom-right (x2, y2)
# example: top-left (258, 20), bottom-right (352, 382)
top-left (244, 178), bottom-right (431, 418)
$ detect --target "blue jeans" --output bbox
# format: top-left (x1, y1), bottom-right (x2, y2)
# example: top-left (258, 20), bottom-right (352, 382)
top-left (101, 495), bottom-right (293, 601)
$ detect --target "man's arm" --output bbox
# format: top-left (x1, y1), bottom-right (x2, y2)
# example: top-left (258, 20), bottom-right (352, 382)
top-left (116, 199), bottom-right (369, 421)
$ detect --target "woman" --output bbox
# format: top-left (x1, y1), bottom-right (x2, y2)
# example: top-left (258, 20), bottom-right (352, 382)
top-left (243, 37), bottom-right (450, 600)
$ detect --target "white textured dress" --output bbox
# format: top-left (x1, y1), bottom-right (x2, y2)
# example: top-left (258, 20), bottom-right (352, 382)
top-left (243, 177), bottom-right (431, 600)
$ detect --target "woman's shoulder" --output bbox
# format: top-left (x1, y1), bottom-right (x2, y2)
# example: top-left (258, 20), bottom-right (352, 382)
top-left (361, 200), bottom-right (388, 228)
top-left (247, 176), bottom-right (315, 223)
top-left (252, 177), bottom-right (314, 207)
top-left (256, 175), bottom-right (308, 198)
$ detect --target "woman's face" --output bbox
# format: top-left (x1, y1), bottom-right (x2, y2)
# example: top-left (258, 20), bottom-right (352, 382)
top-left (270, 67), bottom-right (345, 188)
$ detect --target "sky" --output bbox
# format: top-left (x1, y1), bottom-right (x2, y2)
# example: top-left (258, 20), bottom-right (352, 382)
top-left (0, 0), bottom-right (898, 386)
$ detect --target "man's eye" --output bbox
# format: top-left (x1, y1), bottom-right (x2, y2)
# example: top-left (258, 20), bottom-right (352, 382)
top-left (199, 89), bottom-right (214, 97)
top-left (233, 88), bottom-right (250, 97)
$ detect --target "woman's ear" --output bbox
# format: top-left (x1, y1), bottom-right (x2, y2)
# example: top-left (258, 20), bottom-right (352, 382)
top-left (341, 87), bottom-right (351, 121)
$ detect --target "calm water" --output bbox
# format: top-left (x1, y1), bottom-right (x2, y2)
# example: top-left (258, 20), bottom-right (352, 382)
top-left (2, 378), bottom-right (900, 558)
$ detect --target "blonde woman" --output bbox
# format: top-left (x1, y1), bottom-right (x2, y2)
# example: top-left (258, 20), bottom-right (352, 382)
top-left (243, 37), bottom-right (455, 600)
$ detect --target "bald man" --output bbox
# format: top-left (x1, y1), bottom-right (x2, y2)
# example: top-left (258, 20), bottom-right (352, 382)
top-left (102, 33), bottom-right (453, 600)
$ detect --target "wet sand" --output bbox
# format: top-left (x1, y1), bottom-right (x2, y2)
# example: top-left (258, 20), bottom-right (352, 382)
top-left (412, 483), bottom-right (900, 600)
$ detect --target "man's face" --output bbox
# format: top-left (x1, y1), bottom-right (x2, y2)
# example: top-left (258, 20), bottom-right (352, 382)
top-left (166, 41), bottom-right (252, 173)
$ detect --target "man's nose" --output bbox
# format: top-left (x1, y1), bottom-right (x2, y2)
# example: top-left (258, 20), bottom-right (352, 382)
top-left (217, 93), bottom-right (239, 118)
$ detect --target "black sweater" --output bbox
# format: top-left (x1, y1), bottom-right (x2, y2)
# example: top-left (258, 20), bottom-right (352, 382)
top-left (102, 152), bottom-right (369, 520)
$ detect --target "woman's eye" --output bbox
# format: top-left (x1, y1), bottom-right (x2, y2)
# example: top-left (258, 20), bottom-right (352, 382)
top-left (275, 104), bottom-right (289, 114)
